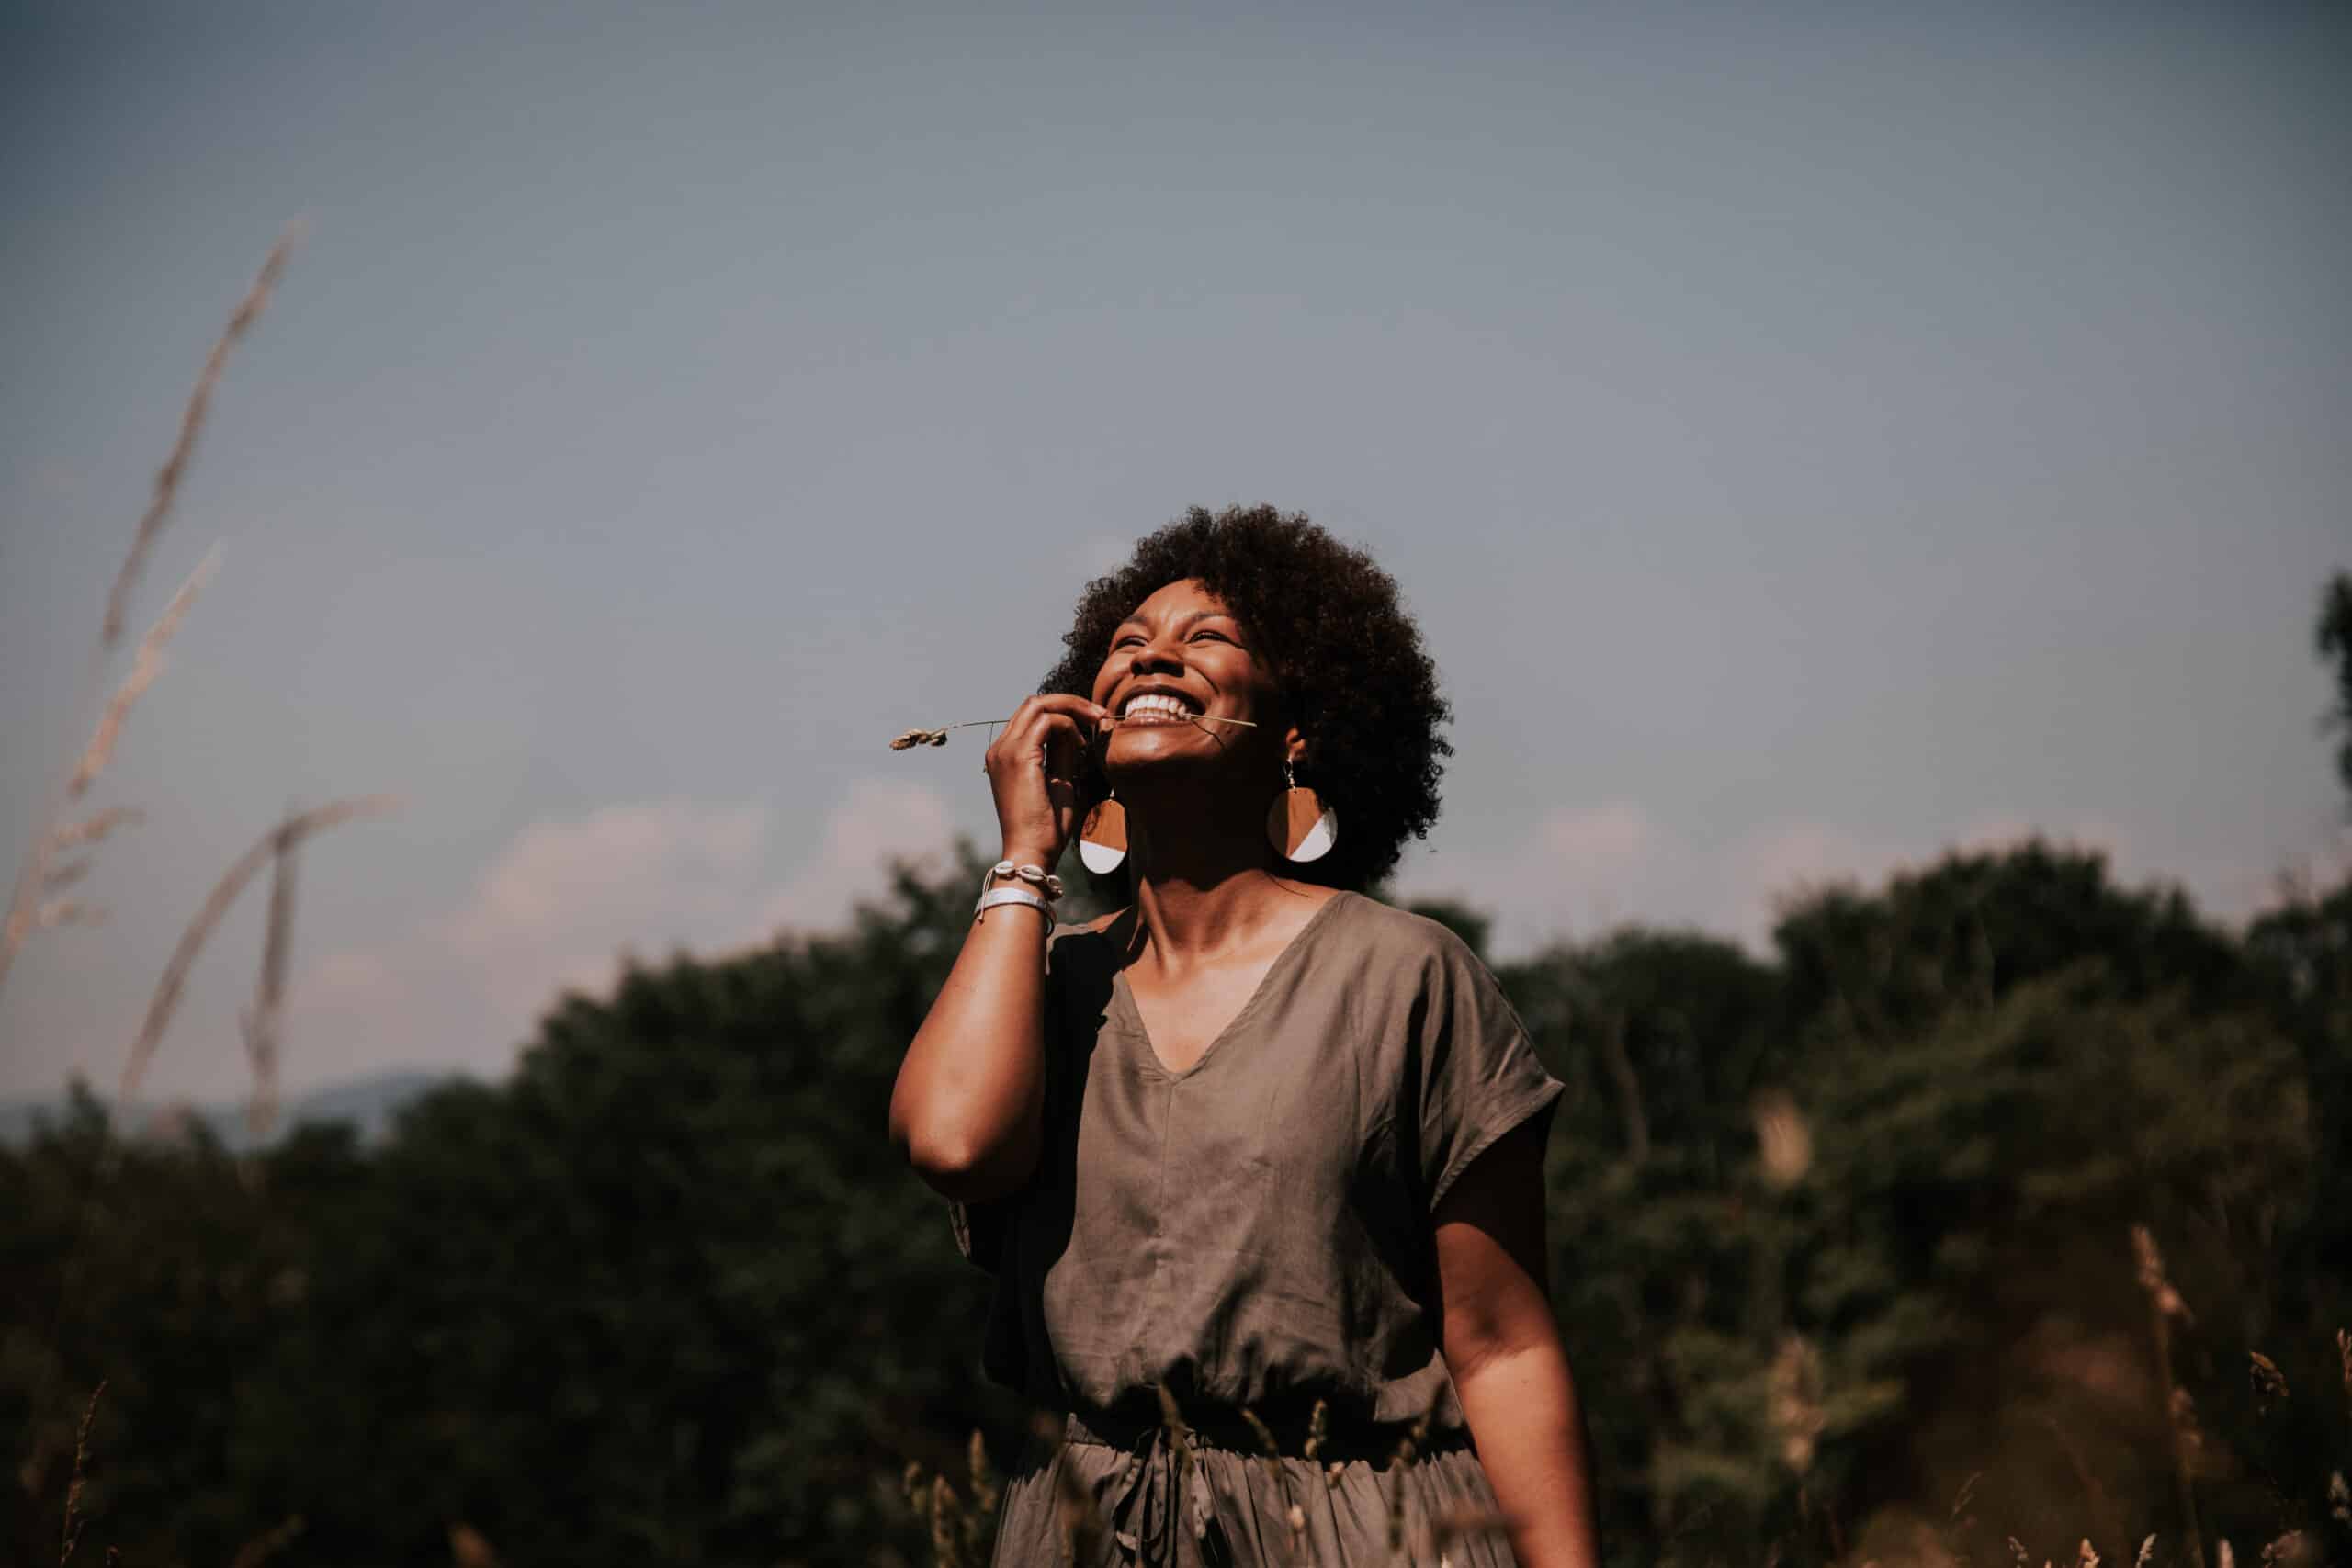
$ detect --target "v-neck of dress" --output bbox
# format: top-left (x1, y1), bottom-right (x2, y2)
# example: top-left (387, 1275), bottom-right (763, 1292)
top-left (1109, 889), bottom-right (1353, 1082)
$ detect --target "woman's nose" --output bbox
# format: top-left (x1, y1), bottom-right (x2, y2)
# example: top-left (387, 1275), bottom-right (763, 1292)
top-left (1129, 638), bottom-right (1185, 676)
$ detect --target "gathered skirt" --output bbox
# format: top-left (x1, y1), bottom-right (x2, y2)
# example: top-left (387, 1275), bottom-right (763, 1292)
top-left (988, 1413), bottom-right (1521, 1567)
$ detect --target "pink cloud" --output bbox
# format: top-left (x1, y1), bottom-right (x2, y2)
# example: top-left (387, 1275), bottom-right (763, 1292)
top-left (759, 779), bottom-right (956, 932)
top-left (1536, 802), bottom-right (1660, 879)
top-left (289, 780), bottom-right (954, 1084)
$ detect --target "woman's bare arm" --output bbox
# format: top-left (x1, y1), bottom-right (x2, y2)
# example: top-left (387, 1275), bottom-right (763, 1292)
top-left (887, 692), bottom-right (1105, 1203)
top-left (1434, 1115), bottom-right (1602, 1568)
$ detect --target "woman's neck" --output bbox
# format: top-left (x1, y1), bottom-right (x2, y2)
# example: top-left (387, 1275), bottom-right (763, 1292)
top-left (1119, 791), bottom-right (1317, 962)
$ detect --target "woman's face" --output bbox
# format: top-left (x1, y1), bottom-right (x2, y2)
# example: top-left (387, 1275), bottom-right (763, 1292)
top-left (1089, 578), bottom-right (1286, 778)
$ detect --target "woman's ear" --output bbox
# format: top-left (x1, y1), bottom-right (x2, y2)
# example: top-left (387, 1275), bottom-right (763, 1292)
top-left (1283, 726), bottom-right (1306, 768)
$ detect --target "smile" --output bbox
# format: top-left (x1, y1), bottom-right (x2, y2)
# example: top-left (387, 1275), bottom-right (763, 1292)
top-left (1118, 693), bottom-right (1203, 724)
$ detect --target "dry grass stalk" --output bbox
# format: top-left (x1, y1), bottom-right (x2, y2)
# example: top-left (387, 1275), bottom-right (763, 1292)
top-left (240, 818), bottom-right (300, 1142)
top-left (70, 545), bottom-right (220, 800)
top-left (1753, 1089), bottom-right (1813, 1189)
top-left (927, 1475), bottom-right (964, 1568)
top-left (967, 1429), bottom-right (1001, 1518)
top-left (447, 1521), bottom-right (502, 1567)
top-left (1156, 1382), bottom-right (1199, 1486)
top-left (47, 807), bottom-right (144, 853)
top-left (103, 231), bottom-right (294, 649)
top-left (3, 550), bottom-right (215, 977)
top-left (12, 825), bottom-right (141, 958)
top-left (1238, 1405), bottom-right (1312, 1567)
top-left (2132, 1224), bottom-right (2207, 1568)
top-left (35, 900), bottom-right (107, 931)
top-left (0, 231), bottom-right (293, 1003)
top-left (1024, 1411), bottom-right (1109, 1561)
top-left (1770, 1333), bottom-right (1828, 1473)
top-left (1296, 1398), bottom-right (1345, 1501)
top-left (1382, 1391), bottom-right (1442, 1556)
top-left (899, 1459), bottom-right (927, 1515)
top-left (2247, 1350), bottom-right (2288, 1416)
top-left (224, 1516), bottom-right (304, 1568)
top-left (1428, 1503), bottom-right (1514, 1556)
top-left (900, 1425), bottom-right (1049, 1566)
top-left (2257, 1531), bottom-right (2312, 1566)
top-left (59, 1380), bottom-right (105, 1566)
top-left (1051, 1448), bottom-right (1107, 1562)
top-left (118, 795), bottom-right (397, 1110)
top-left (2, 872), bottom-right (50, 996)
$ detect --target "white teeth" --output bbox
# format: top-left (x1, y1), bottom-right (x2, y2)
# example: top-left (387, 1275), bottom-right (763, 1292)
top-left (1121, 694), bottom-right (1195, 720)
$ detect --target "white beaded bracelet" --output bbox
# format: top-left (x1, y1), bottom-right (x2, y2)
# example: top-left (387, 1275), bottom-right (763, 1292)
top-left (984, 859), bottom-right (1064, 900)
top-left (974, 886), bottom-right (1054, 925)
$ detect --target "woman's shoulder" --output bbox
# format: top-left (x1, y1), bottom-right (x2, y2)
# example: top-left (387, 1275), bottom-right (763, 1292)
top-left (1047, 908), bottom-right (1125, 948)
top-left (1323, 890), bottom-right (1489, 971)
top-left (1045, 909), bottom-right (1127, 977)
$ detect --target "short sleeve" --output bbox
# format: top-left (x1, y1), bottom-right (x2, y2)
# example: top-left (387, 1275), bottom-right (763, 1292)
top-left (1416, 931), bottom-right (1565, 1213)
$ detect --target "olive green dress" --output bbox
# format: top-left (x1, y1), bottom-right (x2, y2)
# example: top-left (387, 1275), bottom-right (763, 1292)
top-left (951, 891), bottom-right (1566, 1566)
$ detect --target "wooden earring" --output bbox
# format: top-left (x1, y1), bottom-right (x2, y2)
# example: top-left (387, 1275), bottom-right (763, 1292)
top-left (1267, 762), bottom-right (1339, 863)
top-left (1079, 792), bottom-right (1128, 874)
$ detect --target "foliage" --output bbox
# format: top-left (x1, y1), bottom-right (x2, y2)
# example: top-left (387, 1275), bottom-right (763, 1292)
top-left (2318, 571), bottom-right (2352, 807)
top-left (6, 853), bottom-right (1022, 1566)
top-left (7, 836), bottom-right (2345, 1565)
top-left (1507, 845), bottom-right (2345, 1566)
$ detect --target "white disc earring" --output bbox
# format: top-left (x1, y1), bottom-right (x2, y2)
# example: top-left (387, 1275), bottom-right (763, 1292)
top-left (1266, 762), bottom-right (1338, 864)
top-left (1080, 792), bottom-right (1128, 874)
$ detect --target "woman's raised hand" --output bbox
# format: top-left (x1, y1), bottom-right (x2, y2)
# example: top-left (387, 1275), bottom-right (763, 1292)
top-left (983, 694), bottom-right (1109, 865)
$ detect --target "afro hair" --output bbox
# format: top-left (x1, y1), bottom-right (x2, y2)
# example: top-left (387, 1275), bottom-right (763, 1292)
top-left (1040, 504), bottom-right (1452, 891)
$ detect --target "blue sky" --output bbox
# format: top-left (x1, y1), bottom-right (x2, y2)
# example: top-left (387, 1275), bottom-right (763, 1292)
top-left (2, 0), bottom-right (2345, 1102)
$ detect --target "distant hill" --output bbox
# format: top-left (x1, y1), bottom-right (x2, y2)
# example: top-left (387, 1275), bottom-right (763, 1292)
top-left (0, 1068), bottom-right (463, 1151)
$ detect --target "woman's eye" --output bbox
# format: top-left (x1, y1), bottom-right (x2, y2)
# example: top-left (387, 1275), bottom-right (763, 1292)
top-left (1190, 629), bottom-right (1227, 644)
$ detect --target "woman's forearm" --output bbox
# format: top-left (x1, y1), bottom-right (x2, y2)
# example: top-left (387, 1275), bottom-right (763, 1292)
top-left (886, 895), bottom-right (1054, 1201)
top-left (1452, 1337), bottom-right (1601, 1568)
top-left (892, 691), bottom-right (1102, 1199)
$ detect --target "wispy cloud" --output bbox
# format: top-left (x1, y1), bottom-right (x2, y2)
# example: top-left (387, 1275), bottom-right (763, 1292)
top-left (290, 779), bottom-right (954, 1085)
top-left (759, 779), bottom-right (956, 932)
top-left (1407, 804), bottom-right (2184, 957)
top-left (442, 799), bottom-right (774, 1014)
top-left (1538, 802), bottom-right (1660, 879)
top-left (1401, 800), bottom-right (1681, 948)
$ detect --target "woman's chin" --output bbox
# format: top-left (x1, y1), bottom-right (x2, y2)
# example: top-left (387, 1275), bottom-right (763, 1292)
top-left (1104, 724), bottom-right (1221, 772)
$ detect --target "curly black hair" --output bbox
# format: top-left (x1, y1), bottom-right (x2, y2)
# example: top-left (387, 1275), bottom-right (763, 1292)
top-left (1040, 504), bottom-right (1452, 891)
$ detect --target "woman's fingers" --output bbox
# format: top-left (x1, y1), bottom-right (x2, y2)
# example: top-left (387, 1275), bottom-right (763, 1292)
top-left (986, 698), bottom-right (1106, 767)
top-left (984, 696), bottom-right (1107, 859)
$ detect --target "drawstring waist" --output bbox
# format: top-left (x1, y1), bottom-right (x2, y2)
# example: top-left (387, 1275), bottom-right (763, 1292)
top-left (1059, 1404), bottom-right (1465, 1462)
top-left (1050, 1404), bottom-right (1471, 1564)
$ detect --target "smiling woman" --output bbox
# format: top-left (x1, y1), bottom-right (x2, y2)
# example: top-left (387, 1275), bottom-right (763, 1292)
top-left (887, 505), bottom-right (1601, 1567)
top-left (1042, 507), bottom-right (1453, 898)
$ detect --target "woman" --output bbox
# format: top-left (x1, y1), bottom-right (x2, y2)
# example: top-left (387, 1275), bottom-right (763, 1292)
top-left (888, 506), bottom-right (1600, 1566)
